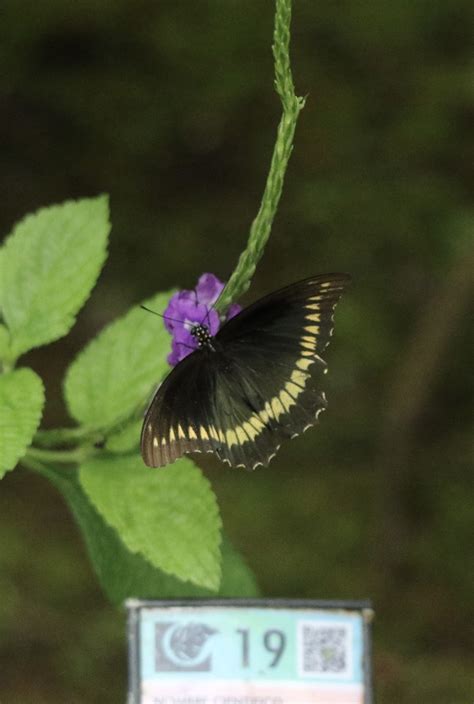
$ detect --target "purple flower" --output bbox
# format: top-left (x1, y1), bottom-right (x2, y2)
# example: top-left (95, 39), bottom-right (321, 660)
top-left (164, 273), bottom-right (241, 366)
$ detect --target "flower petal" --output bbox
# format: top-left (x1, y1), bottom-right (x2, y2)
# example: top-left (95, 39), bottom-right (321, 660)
top-left (163, 273), bottom-right (239, 366)
top-left (226, 302), bottom-right (242, 320)
top-left (196, 273), bottom-right (225, 306)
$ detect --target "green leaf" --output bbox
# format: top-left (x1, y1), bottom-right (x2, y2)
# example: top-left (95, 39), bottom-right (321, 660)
top-left (218, 539), bottom-right (260, 598)
top-left (0, 368), bottom-right (44, 478)
top-left (105, 419), bottom-right (142, 453)
top-left (0, 245), bottom-right (5, 310)
top-left (52, 470), bottom-right (258, 604)
top-left (0, 196), bottom-right (110, 361)
top-left (79, 455), bottom-right (222, 591)
top-left (64, 290), bottom-right (173, 429)
top-left (0, 324), bottom-right (11, 362)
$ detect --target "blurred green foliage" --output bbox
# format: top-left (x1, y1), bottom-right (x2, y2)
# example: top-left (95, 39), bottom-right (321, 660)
top-left (0, 0), bottom-right (472, 702)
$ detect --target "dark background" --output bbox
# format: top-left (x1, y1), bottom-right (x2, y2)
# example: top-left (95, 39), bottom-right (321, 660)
top-left (1, 1), bottom-right (472, 702)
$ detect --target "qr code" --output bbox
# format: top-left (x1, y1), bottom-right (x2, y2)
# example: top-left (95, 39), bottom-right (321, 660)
top-left (298, 621), bottom-right (352, 677)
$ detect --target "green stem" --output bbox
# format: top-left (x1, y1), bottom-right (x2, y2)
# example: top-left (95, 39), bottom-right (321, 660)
top-left (26, 444), bottom-right (98, 465)
top-left (21, 455), bottom-right (70, 489)
top-left (215, 0), bottom-right (305, 314)
top-left (35, 400), bottom-right (145, 449)
top-left (34, 425), bottom-right (103, 447)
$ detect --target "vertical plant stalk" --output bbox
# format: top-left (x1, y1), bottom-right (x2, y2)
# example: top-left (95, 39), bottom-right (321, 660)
top-left (215, 0), bottom-right (305, 315)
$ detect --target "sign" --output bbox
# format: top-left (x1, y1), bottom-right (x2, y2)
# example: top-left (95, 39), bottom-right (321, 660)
top-left (126, 599), bottom-right (374, 704)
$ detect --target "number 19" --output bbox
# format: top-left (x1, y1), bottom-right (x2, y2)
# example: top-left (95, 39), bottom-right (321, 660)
top-left (236, 628), bottom-right (286, 668)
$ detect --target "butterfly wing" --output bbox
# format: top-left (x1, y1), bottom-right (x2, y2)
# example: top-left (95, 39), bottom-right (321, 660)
top-left (141, 273), bottom-right (350, 470)
top-left (208, 273), bottom-right (351, 469)
top-left (141, 348), bottom-right (221, 467)
top-left (216, 273), bottom-right (349, 354)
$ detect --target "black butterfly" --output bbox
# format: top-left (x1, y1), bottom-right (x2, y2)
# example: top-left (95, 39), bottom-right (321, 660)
top-left (141, 273), bottom-right (350, 470)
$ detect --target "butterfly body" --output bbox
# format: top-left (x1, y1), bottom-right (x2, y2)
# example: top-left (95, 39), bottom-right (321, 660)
top-left (190, 324), bottom-right (216, 351)
top-left (141, 274), bottom-right (350, 470)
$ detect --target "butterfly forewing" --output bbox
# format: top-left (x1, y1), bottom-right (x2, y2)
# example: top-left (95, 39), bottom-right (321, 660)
top-left (216, 273), bottom-right (348, 352)
top-left (141, 273), bottom-right (350, 469)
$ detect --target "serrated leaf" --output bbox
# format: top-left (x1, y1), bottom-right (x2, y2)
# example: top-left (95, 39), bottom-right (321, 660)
top-left (0, 196), bottom-right (110, 360)
top-left (79, 455), bottom-right (222, 590)
top-left (0, 368), bottom-right (44, 478)
top-left (53, 470), bottom-right (258, 604)
top-left (64, 290), bottom-right (173, 429)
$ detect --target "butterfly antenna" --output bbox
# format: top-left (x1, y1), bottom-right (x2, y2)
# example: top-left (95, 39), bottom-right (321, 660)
top-left (191, 286), bottom-right (215, 330)
top-left (207, 293), bottom-right (224, 324)
top-left (204, 303), bottom-right (213, 329)
top-left (140, 305), bottom-right (184, 325)
top-left (176, 341), bottom-right (195, 351)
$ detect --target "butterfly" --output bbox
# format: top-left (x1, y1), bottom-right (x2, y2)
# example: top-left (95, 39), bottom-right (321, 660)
top-left (141, 273), bottom-right (350, 470)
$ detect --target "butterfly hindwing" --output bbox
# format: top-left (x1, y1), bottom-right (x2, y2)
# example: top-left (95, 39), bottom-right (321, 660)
top-left (141, 274), bottom-right (350, 469)
top-left (206, 350), bottom-right (328, 469)
top-left (141, 351), bottom-right (218, 466)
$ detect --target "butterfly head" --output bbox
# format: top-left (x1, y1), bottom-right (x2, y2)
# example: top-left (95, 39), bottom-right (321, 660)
top-left (190, 323), bottom-right (214, 349)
